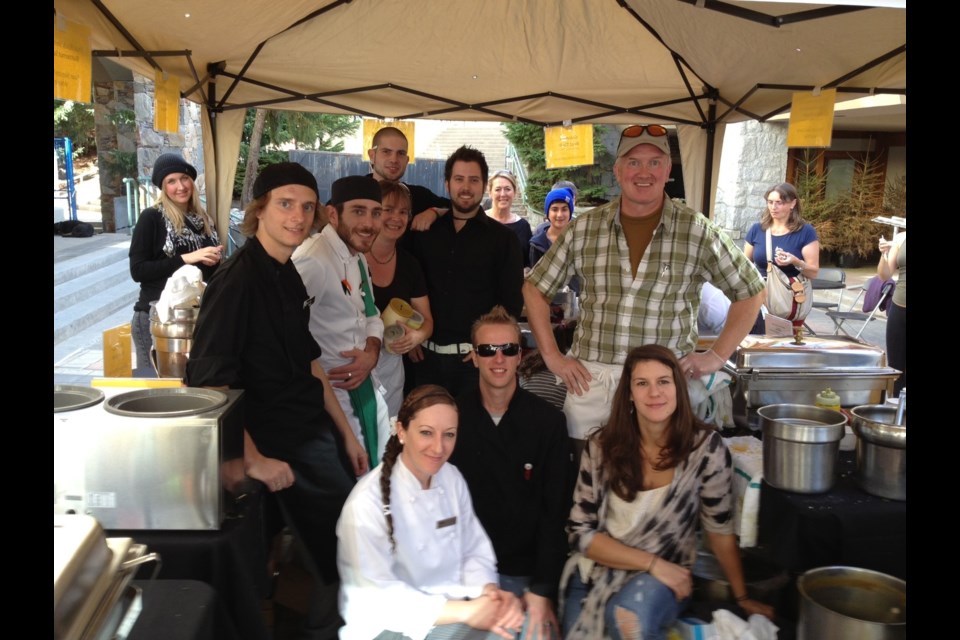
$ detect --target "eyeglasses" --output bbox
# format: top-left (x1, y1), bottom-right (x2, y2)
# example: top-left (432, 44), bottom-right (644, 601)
top-left (475, 343), bottom-right (520, 357)
top-left (492, 170), bottom-right (516, 179)
top-left (620, 124), bottom-right (668, 141)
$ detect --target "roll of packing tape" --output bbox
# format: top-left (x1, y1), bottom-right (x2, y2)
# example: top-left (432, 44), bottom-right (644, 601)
top-left (382, 298), bottom-right (425, 330)
top-left (383, 324), bottom-right (406, 354)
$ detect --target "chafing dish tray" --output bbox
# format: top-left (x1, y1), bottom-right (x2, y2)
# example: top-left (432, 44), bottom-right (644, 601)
top-left (54, 515), bottom-right (159, 640)
top-left (725, 337), bottom-right (900, 429)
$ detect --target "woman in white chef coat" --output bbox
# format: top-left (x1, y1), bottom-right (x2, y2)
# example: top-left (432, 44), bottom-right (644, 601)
top-left (337, 384), bottom-right (525, 640)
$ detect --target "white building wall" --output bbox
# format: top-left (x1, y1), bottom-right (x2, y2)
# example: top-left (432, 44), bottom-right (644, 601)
top-left (713, 121), bottom-right (789, 242)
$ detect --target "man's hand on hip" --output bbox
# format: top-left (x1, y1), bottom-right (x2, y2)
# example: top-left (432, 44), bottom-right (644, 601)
top-left (543, 351), bottom-right (592, 395)
top-left (678, 349), bottom-right (726, 379)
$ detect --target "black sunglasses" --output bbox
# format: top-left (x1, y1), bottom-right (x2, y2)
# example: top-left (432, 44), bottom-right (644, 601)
top-left (619, 124), bottom-right (668, 141)
top-left (475, 343), bottom-right (520, 357)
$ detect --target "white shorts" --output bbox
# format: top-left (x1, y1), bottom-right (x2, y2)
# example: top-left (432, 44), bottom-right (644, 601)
top-left (562, 361), bottom-right (624, 440)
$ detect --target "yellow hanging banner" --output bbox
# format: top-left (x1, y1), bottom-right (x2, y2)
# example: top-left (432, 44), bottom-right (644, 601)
top-left (363, 119), bottom-right (417, 164)
top-left (545, 124), bottom-right (594, 169)
top-left (154, 72), bottom-right (181, 133)
top-left (787, 89), bottom-right (837, 148)
top-left (54, 17), bottom-right (92, 102)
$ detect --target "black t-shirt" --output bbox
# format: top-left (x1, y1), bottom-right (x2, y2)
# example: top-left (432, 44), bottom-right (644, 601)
top-left (502, 217), bottom-right (533, 269)
top-left (407, 183), bottom-right (450, 216)
top-left (372, 247), bottom-right (428, 313)
top-left (407, 212), bottom-right (524, 344)
top-left (185, 237), bottom-right (334, 458)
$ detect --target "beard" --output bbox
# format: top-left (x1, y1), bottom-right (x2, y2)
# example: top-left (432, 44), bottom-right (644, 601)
top-left (451, 193), bottom-right (482, 216)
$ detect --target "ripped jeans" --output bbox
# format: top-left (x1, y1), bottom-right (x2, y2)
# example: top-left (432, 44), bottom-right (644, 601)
top-left (562, 571), bottom-right (688, 640)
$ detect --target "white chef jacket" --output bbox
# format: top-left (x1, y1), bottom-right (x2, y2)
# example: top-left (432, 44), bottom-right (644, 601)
top-left (293, 225), bottom-right (389, 454)
top-left (336, 457), bottom-right (498, 640)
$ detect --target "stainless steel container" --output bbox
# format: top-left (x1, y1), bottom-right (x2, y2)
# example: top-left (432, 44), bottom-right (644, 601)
top-left (54, 385), bottom-right (105, 413)
top-left (54, 387), bottom-right (244, 530)
top-left (726, 337), bottom-right (899, 430)
top-left (851, 405), bottom-right (906, 501)
top-left (150, 304), bottom-right (199, 378)
top-left (758, 404), bottom-right (846, 494)
top-left (54, 515), bottom-right (158, 640)
top-left (798, 566), bottom-right (906, 640)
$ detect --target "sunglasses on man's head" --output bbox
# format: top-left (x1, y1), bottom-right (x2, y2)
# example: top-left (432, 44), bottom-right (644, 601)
top-left (475, 343), bottom-right (520, 357)
top-left (620, 124), bottom-right (668, 141)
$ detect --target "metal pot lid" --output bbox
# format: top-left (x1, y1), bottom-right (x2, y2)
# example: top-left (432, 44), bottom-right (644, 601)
top-left (54, 385), bottom-right (105, 413)
top-left (734, 337), bottom-right (887, 369)
top-left (852, 405), bottom-right (906, 448)
top-left (758, 403), bottom-right (846, 442)
top-left (104, 388), bottom-right (227, 418)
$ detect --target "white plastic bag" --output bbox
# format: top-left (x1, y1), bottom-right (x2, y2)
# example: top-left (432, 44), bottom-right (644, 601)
top-left (712, 609), bottom-right (778, 640)
top-left (154, 264), bottom-right (205, 323)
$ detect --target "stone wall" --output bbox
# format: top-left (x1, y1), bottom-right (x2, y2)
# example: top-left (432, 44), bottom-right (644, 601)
top-left (713, 121), bottom-right (788, 242)
top-left (133, 72), bottom-right (205, 187)
top-left (94, 74), bottom-right (205, 230)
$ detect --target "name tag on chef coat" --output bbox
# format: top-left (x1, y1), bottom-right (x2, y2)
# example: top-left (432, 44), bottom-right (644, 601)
top-left (436, 516), bottom-right (457, 529)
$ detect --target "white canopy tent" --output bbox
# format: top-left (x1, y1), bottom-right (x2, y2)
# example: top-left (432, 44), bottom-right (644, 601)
top-left (55, 0), bottom-right (906, 235)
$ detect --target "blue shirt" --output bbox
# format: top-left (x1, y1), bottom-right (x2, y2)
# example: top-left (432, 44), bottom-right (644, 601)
top-left (745, 222), bottom-right (818, 278)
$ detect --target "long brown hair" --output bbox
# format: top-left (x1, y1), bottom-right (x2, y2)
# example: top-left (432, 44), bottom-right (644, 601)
top-left (759, 182), bottom-right (804, 232)
top-left (379, 385), bottom-right (458, 551)
top-left (598, 344), bottom-right (712, 502)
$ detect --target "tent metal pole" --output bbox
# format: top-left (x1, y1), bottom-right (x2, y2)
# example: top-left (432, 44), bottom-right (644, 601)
top-left (702, 96), bottom-right (718, 217)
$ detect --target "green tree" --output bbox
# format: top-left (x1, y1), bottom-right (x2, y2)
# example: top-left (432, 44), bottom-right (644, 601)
top-left (53, 100), bottom-right (96, 156)
top-left (235, 109), bottom-right (360, 200)
top-left (502, 123), bottom-right (611, 209)
top-left (262, 111), bottom-right (359, 151)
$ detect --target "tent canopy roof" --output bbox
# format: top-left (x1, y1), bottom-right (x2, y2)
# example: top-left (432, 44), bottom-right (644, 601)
top-left (58, 0), bottom-right (905, 128)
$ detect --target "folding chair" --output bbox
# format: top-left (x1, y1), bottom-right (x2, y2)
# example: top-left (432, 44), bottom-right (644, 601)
top-left (800, 268), bottom-right (847, 336)
top-left (825, 276), bottom-right (895, 340)
top-left (811, 268), bottom-right (847, 313)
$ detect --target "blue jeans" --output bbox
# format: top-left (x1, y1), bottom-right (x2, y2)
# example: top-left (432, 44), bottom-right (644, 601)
top-left (563, 571), bottom-right (688, 640)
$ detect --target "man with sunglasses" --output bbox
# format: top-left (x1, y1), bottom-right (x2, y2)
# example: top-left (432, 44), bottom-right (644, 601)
top-left (523, 124), bottom-right (764, 448)
top-left (450, 306), bottom-right (571, 640)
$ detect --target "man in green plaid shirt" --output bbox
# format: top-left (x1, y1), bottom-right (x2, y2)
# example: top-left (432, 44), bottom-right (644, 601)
top-left (523, 125), bottom-right (763, 445)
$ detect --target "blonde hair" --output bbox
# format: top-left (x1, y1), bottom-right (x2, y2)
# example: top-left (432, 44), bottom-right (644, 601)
top-left (158, 177), bottom-right (215, 237)
top-left (487, 170), bottom-right (518, 194)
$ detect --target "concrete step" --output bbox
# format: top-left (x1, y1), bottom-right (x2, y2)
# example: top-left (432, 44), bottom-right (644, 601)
top-left (54, 304), bottom-right (134, 370)
top-left (54, 258), bottom-right (136, 314)
top-left (425, 125), bottom-right (509, 171)
top-left (53, 305), bottom-right (143, 384)
top-left (54, 240), bottom-right (130, 287)
top-left (53, 278), bottom-right (139, 346)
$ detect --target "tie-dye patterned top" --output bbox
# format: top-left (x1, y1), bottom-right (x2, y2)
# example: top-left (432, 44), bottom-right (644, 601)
top-left (562, 429), bottom-right (735, 638)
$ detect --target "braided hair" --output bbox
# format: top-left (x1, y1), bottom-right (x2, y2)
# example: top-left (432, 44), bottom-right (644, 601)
top-left (380, 384), bottom-right (457, 552)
